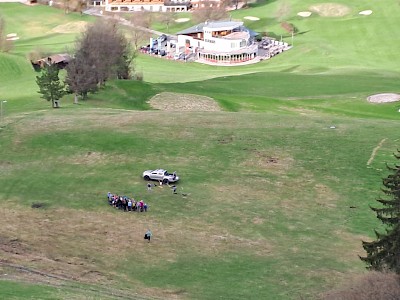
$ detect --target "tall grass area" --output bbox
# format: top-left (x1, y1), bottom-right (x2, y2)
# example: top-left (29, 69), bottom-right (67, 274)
top-left (0, 0), bottom-right (400, 299)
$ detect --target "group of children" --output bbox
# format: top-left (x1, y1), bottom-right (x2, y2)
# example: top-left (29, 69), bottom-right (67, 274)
top-left (107, 192), bottom-right (148, 212)
top-left (107, 179), bottom-right (183, 242)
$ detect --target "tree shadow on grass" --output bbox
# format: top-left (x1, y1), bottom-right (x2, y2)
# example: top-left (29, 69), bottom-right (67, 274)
top-left (267, 30), bottom-right (311, 40)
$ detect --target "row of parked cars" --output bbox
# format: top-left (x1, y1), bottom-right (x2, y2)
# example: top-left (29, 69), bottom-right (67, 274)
top-left (259, 38), bottom-right (273, 49)
top-left (139, 34), bottom-right (189, 60)
top-left (140, 46), bottom-right (167, 56)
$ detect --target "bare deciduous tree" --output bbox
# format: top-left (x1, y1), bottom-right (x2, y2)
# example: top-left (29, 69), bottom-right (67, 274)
top-left (129, 12), bottom-right (152, 50)
top-left (66, 19), bottom-right (133, 102)
top-left (192, 1), bottom-right (229, 23)
top-left (0, 16), bottom-right (13, 53)
top-left (0, 16), bottom-right (6, 52)
top-left (158, 11), bottom-right (176, 33)
top-left (80, 19), bottom-right (132, 85)
top-left (68, 0), bottom-right (86, 14)
top-left (63, 0), bottom-right (70, 14)
top-left (65, 52), bottom-right (98, 103)
top-left (223, 0), bottom-right (239, 10)
top-left (281, 22), bottom-right (297, 34)
top-left (275, 1), bottom-right (291, 22)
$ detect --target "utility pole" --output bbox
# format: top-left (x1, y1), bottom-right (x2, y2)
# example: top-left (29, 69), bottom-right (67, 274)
top-left (0, 100), bottom-right (7, 125)
top-left (291, 31), bottom-right (294, 46)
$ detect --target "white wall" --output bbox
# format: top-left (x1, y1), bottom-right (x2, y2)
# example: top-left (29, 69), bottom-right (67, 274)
top-left (105, 4), bottom-right (164, 12)
top-left (203, 38), bottom-right (244, 52)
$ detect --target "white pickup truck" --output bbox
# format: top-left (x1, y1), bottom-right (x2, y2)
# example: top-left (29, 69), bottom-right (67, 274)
top-left (142, 169), bottom-right (179, 184)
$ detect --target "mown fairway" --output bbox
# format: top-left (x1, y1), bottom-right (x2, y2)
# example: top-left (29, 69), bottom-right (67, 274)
top-left (0, 0), bottom-right (399, 299)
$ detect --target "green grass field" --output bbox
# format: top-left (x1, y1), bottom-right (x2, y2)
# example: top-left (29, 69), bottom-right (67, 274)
top-left (0, 1), bottom-right (399, 299)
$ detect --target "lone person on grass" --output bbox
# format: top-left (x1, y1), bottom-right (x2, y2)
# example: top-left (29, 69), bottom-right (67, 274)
top-left (144, 229), bottom-right (152, 242)
top-left (147, 182), bottom-right (152, 191)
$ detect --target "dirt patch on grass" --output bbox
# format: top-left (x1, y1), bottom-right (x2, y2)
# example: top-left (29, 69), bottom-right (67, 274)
top-left (309, 3), bottom-right (351, 17)
top-left (252, 216), bottom-right (264, 224)
top-left (240, 149), bottom-right (294, 174)
top-left (66, 151), bottom-right (108, 165)
top-left (0, 160), bottom-right (13, 171)
top-left (284, 107), bottom-right (316, 115)
top-left (211, 233), bottom-right (272, 256)
top-left (50, 21), bottom-right (88, 34)
top-left (332, 229), bottom-right (369, 264)
top-left (148, 92), bottom-right (221, 111)
top-left (0, 203), bottom-right (272, 294)
top-left (314, 183), bottom-right (338, 208)
top-left (11, 110), bottom-right (144, 138)
top-left (367, 93), bottom-right (400, 103)
top-left (0, 205), bottom-right (152, 283)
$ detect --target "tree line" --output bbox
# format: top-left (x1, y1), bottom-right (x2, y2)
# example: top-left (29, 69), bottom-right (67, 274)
top-left (36, 19), bottom-right (133, 107)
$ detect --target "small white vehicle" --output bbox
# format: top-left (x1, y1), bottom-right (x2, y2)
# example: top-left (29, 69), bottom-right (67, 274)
top-left (142, 169), bottom-right (179, 184)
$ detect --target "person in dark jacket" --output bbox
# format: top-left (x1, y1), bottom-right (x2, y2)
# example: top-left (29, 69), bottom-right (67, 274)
top-left (144, 229), bottom-right (152, 242)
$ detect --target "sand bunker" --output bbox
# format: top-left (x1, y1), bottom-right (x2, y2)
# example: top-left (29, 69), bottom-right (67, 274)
top-left (297, 11), bottom-right (312, 17)
top-left (51, 21), bottom-right (88, 34)
top-left (309, 3), bottom-right (350, 17)
top-left (6, 33), bottom-right (19, 41)
top-left (367, 93), bottom-right (400, 103)
top-left (175, 18), bottom-right (190, 23)
top-left (149, 92), bottom-right (221, 111)
top-left (244, 16), bottom-right (260, 21)
top-left (359, 10), bottom-right (373, 16)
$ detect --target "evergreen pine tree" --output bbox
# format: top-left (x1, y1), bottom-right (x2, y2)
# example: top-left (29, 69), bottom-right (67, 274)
top-left (360, 150), bottom-right (400, 273)
top-left (36, 64), bottom-right (65, 108)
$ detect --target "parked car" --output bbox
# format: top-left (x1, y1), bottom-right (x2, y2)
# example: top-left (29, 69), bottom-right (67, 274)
top-left (142, 169), bottom-right (179, 183)
top-left (140, 46), bottom-right (150, 53)
top-left (174, 52), bottom-right (186, 60)
top-left (159, 34), bottom-right (167, 43)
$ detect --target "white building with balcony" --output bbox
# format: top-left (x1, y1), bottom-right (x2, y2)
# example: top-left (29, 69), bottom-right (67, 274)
top-left (176, 20), bottom-right (258, 64)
